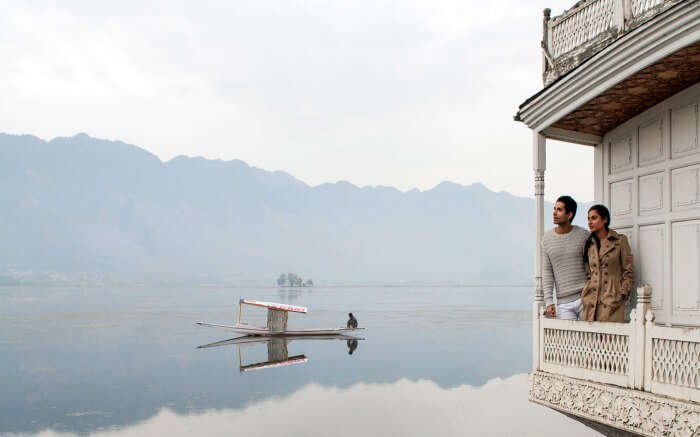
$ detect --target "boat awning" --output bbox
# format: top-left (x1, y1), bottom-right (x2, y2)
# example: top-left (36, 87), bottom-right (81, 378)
top-left (240, 299), bottom-right (308, 314)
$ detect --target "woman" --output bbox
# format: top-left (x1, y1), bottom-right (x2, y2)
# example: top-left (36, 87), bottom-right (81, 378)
top-left (580, 205), bottom-right (634, 322)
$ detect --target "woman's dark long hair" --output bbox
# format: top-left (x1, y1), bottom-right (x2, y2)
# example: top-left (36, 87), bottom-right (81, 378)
top-left (584, 204), bottom-right (611, 263)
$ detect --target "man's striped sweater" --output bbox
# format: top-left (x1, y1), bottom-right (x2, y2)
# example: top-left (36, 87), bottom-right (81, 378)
top-left (542, 225), bottom-right (589, 307)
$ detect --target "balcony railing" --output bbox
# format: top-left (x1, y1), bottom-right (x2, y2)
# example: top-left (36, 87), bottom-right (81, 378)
top-left (535, 286), bottom-right (700, 404)
top-left (541, 0), bottom-right (684, 85)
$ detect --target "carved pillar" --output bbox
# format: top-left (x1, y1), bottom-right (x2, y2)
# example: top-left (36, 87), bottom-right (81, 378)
top-left (637, 285), bottom-right (655, 392)
top-left (631, 285), bottom-right (653, 389)
top-left (541, 8), bottom-right (551, 78)
top-left (533, 131), bottom-right (546, 371)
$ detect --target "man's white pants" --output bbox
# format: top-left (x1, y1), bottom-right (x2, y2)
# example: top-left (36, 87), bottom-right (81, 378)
top-left (557, 298), bottom-right (582, 320)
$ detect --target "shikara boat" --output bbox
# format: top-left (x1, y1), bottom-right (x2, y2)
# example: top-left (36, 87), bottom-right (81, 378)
top-left (196, 299), bottom-right (364, 336)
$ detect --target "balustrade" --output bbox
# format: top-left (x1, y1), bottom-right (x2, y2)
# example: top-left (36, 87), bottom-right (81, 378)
top-left (541, 0), bottom-right (683, 85)
top-left (534, 285), bottom-right (700, 404)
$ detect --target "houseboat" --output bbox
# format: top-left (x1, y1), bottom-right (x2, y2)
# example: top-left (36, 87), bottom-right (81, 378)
top-left (515, 0), bottom-right (700, 435)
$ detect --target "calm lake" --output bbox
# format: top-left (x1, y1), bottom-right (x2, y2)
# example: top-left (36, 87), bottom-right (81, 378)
top-left (0, 286), bottom-right (600, 436)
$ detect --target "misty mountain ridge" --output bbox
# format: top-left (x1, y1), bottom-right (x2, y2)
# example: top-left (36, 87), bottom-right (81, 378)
top-left (0, 133), bottom-right (588, 286)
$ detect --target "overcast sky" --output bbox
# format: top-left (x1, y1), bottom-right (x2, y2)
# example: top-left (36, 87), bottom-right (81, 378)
top-left (0, 0), bottom-right (593, 202)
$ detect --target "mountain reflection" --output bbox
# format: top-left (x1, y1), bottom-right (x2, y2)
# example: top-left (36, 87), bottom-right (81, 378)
top-left (27, 374), bottom-right (598, 437)
top-left (198, 335), bottom-right (362, 372)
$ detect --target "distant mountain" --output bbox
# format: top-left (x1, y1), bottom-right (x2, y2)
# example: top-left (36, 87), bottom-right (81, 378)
top-left (0, 133), bottom-right (588, 286)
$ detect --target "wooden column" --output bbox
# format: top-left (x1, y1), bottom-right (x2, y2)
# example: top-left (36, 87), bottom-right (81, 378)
top-left (533, 131), bottom-right (546, 371)
top-left (633, 285), bottom-right (653, 390)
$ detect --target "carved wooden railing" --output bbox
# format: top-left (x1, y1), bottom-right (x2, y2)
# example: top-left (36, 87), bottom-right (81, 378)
top-left (541, 0), bottom-right (684, 85)
top-left (645, 322), bottom-right (700, 403)
top-left (541, 317), bottom-right (633, 387)
top-left (535, 285), bottom-right (700, 404)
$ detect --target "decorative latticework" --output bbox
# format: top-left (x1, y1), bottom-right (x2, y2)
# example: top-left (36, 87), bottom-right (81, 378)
top-left (543, 328), bottom-right (630, 375)
top-left (549, 0), bottom-right (617, 59)
top-left (651, 338), bottom-right (700, 389)
top-left (630, 0), bottom-right (665, 16)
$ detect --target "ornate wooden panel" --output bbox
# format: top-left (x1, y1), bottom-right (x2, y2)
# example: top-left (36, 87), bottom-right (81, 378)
top-left (672, 221), bottom-right (700, 311)
top-left (638, 118), bottom-right (664, 166)
top-left (671, 102), bottom-right (698, 158)
top-left (610, 179), bottom-right (633, 216)
top-left (611, 137), bottom-right (634, 173)
top-left (672, 164), bottom-right (700, 210)
top-left (543, 328), bottom-right (629, 375)
top-left (639, 225), bottom-right (665, 310)
top-left (651, 338), bottom-right (700, 389)
top-left (639, 172), bottom-right (664, 215)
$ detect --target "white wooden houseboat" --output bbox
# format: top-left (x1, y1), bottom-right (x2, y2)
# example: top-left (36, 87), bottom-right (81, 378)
top-left (515, 1), bottom-right (700, 435)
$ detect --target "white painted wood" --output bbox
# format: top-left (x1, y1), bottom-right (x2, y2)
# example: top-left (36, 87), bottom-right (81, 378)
top-left (533, 132), bottom-right (546, 372)
top-left (600, 84), bottom-right (700, 326)
top-left (639, 225), bottom-right (665, 311)
top-left (638, 117), bottom-right (664, 166)
top-left (610, 179), bottom-right (634, 216)
top-left (632, 286), bottom-right (653, 390)
top-left (516, 2), bottom-right (700, 131)
top-left (671, 102), bottom-right (699, 158)
top-left (671, 164), bottom-right (700, 210)
top-left (639, 172), bottom-right (664, 214)
top-left (672, 220), bottom-right (700, 311)
top-left (540, 317), bottom-right (633, 388)
top-left (645, 322), bottom-right (700, 403)
top-left (611, 136), bottom-right (634, 173)
top-left (594, 144), bottom-right (605, 202)
top-left (541, 126), bottom-right (602, 146)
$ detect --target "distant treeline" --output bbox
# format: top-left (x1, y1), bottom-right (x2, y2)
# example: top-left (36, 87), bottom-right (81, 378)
top-left (277, 273), bottom-right (313, 287)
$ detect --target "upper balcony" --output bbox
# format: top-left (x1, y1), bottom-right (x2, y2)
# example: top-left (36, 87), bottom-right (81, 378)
top-left (517, 0), bottom-right (699, 145)
top-left (542, 0), bottom-right (683, 86)
top-left (542, 0), bottom-right (685, 86)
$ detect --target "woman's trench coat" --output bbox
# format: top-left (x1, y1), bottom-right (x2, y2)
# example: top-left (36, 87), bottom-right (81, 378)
top-left (581, 230), bottom-right (635, 323)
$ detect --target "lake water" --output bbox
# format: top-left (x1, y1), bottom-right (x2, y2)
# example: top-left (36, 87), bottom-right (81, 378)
top-left (0, 286), bottom-right (600, 436)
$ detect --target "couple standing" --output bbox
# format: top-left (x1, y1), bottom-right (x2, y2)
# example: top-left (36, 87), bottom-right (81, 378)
top-left (543, 196), bottom-right (635, 323)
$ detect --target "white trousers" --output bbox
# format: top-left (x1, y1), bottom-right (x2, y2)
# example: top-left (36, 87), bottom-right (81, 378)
top-left (557, 298), bottom-right (582, 320)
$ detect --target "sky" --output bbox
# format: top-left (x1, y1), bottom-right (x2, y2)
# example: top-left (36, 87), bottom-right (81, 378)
top-left (0, 0), bottom-right (593, 202)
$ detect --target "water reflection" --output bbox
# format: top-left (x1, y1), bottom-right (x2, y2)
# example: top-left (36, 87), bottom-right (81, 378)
top-left (198, 335), bottom-right (363, 372)
top-left (24, 374), bottom-right (599, 437)
top-left (0, 286), bottom-right (547, 434)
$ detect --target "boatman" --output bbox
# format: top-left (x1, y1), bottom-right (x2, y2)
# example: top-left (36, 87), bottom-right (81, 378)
top-left (542, 195), bottom-right (589, 320)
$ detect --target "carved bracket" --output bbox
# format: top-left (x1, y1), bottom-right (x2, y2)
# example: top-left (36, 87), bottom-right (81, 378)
top-left (530, 372), bottom-right (700, 436)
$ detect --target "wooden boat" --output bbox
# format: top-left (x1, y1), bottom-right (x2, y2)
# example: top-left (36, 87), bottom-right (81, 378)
top-left (196, 298), bottom-right (364, 336)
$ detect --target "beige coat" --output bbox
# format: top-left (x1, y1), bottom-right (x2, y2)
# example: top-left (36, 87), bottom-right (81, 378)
top-left (581, 230), bottom-right (635, 323)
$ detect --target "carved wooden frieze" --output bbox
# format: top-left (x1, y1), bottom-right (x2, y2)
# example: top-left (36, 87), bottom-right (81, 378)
top-left (529, 372), bottom-right (700, 437)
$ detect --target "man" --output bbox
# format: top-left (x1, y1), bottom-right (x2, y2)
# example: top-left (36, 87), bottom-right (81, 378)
top-left (542, 195), bottom-right (589, 320)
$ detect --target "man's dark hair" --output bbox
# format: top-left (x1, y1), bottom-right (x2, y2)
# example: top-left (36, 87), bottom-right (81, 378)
top-left (556, 195), bottom-right (577, 221)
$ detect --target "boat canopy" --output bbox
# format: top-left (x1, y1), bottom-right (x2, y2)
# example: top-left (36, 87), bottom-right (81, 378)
top-left (239, 299), bottom-right (307, 314)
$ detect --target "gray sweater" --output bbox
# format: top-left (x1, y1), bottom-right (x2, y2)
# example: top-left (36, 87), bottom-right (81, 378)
top-left (542, 225), bottom-right (589, 306)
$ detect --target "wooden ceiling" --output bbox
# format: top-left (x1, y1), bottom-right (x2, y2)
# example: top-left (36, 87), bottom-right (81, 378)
top-left (551, 41), bottom-right (700, 136)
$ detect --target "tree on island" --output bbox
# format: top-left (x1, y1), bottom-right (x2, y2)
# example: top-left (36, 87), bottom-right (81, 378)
top-left (277, 274), bottom-right (287, 287)
top-left (276, 273), bottom-right (313, 287)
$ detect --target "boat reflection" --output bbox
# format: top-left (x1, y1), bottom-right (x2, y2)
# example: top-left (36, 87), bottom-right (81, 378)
top-left (198, 334), bottom-right (363, 372)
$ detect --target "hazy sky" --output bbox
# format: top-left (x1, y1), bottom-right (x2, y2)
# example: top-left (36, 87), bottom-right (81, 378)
top-left (0, 0), bottom-right (593, 202)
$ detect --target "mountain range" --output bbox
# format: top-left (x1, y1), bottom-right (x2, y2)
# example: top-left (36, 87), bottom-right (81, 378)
top-left (0, 133), bottom-right (587, 286)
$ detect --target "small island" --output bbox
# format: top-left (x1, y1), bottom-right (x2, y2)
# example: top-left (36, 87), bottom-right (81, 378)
top-left (277, 273), bottom-right (313, 287)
